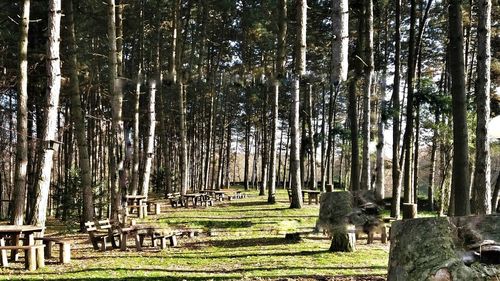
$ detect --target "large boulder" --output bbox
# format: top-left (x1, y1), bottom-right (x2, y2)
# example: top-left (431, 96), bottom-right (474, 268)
top-left (388, 215), bottom-right (500, 280)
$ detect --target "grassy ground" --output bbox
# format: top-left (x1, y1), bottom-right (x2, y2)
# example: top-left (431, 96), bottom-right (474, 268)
top-left (0, 189), bottom-right (389, 280)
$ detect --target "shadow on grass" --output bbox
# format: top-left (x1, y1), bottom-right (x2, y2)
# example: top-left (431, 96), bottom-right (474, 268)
top-left (19, 265), bottom-right (387, 278)
top-left (207, 237), bottom-right (295, 248)
top-left (73, 249), bottom-right (331, 261)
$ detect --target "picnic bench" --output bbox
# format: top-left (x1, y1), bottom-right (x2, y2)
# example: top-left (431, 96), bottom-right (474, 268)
top-left (302, 189), bottom-right (321, 204)
top-left (0, 237), bottom-right (45, 271)
top-left (84, 219), bottom-right (120, 251)
top-left (166, 192), bottom-right (183, 208)
top-left (34, 237), bottom-right (71, 264)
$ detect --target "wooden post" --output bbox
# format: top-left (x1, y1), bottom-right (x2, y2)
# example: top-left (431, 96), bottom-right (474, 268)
top-left (0, 238), bottom-right (8, 266)
top-left (44, 240), bottom-right (52, 258)
top-left (36, 246), bottom-right (45, 268)
top-left (60, 243), bottom-right (71, 263)
top-left (169, 235), bottom-right (177, 247)
top-left (381, 225), bottom-right (389, 244)
top-left (154, 203), bottom-right (161, 215)
top-left (160, 237), bottom-right (166, 249)
top-left (26, 247), bottom-right (36, 271)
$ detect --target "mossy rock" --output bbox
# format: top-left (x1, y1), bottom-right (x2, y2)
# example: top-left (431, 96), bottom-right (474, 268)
top-left (388, 215), bottom-right (500, 281)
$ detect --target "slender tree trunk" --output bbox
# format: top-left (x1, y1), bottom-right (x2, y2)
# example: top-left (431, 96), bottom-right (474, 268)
top-left (290, 0), bottom-right (306, 208)
top-left (65, 0), bottom-right (94, 224)
top-left (179, 83), bottom-right (188, 194)
top-left (491, 171), bottom-right (500, 212)
top-left (141, 80), bottom-right (157, 197)
top-left (30, 0), bottom-right (62, 230)
top-left (268, 0), bottom-right (287, 203)
top-left (375, 90), bottom-right (385, 201)
top-left (107, 0), bottom-right (125, 221)
top-left (11, 0), bottom-right (30, 225)
top-left (428, 113), bottom-right (439, 211)
top-left (307, 84), bottom-right (316, 189)
top-left (449, 0), bottom-right (470, 216)
top-left (361, 0), bottom-right (374, 191)
top-left (130, 0), bottom-right (144, 196)
top-left (472, 0), bottom-right (491, 214)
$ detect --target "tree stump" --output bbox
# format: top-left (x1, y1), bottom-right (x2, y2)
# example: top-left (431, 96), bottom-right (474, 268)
top-left (388, 215), bottom-right (500, 280)
top-left (317, 191), bottom-right (356, 252)
top-left (402, 203), bottom-right (417, 219)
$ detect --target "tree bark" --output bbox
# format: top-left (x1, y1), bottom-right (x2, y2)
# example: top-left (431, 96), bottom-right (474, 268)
top-left (360, 0), bottom-right (374, 191)
top-left (390, 0), bottom-right (401, 219)
top-left (290, 0), bottom-right (306, 208)
top-left (472, 0), bottom-right (491, 214)
top-left (268, 0), bottom-right (287, 203)
top-left (449, 0), bottom-right (470, 216)
top-left (141, 80), bottom-right (157, 197)
top-left (31, 0), bottom-right (62, 230)
top-left (107, 0), bottom-right (125, 221)
top-left (64, 0), bottom-right (94, 224)
top-left (11, 0), bottom-right (30, 225)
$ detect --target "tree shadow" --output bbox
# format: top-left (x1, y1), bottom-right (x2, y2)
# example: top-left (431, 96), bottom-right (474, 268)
top-left (207, 237), bottom-right (296, 248)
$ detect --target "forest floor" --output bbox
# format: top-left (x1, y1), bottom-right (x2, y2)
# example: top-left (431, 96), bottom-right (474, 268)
top-left (0, 188), bottom-right (390, 280)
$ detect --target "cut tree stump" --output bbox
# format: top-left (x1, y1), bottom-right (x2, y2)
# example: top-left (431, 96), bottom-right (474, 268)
top-left (316, 191), bottom-right (356, 252)
top-left (388, 215), bottom-right (500, 280)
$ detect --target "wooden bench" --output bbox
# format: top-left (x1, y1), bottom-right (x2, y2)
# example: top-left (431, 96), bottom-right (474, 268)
top-left (34, 237), bottom-right (71, 264)
top-left (0, 238), bottom-right (45, 271)
top-left (168, 194), bottom-right (183, 208)
top-left (96, 219), bottom-right (121, 248)
top-left (85, 221), bottom-right (115, 251)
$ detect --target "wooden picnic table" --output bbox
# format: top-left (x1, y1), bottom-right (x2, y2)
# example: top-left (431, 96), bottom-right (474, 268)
top-left (0, 225), bottom-right (44, 262)
top-left (203, 190), bottom-right (225, 201)
top-left (120, 224), bottom-right (175, 251)
top-left (301, 189), bottom-right (321, 205)
top-left (182, 193), bottom-right (203, 208)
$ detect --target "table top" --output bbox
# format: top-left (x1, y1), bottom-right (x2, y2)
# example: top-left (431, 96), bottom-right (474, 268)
top-left (0, 225), bottom-right (44, 234)
top-left (125, 195), bottom-right (147, 199)
top-left (301, 189), bottom-right (321, 194)
top-left (183, 193), bottom-right (203, 197)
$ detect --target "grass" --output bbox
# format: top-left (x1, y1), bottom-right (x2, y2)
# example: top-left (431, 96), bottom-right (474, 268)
top-left (0, 188), bottom-right (389, 280)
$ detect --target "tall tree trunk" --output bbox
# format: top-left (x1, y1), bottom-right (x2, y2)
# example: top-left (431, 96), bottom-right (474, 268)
top-left (375, 89), bottom-right (385, 201)
top-left (268, 0), bottom-right (287, 203)
top-left (30, 0), bottom-right (62, 230)
top-left (361, 0), bottom-right (374, 191)
top-left (390, 0), bottom-right (402, 216)
top-left (290, 0), bottom-right (306, 208)
top-left (11, 0), bottom-right (30, 225)
top-left (428, 112), bottom-right (439, 211)
top-left (179, 83), bottom-right (188, 194)
top-left (141, 80), bottom-right (157, 197)
top-left (130, 0), bottom-right (144, 196)
top-left (65, 0), bottom-right (94, 224)
top-left (401, 0), bottom-right (417, 216)
top-left (472, 0), bottom-right (491, 214)
top-left (307, 84), bottom-right (316, 189)
top-left (449, 0), bottom-right (470, 216)
top-left (492, 171), bottom-right (500, 212)
top-left (107, 0), bottom-right (125, 221)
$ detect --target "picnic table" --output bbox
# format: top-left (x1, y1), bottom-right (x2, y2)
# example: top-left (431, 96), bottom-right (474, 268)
top-left (119, 224), bottom-right (176, 251)
top-left (125, 195), bottom-right (147, 218)
top-left (301, 189), bottom-right (321, 204)
top-left (0, 225), bottom-right (44, 261)
top-left (182, 193), bottom-right (203, 208)
top-left (203, 190), bottom-right (226, 201)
